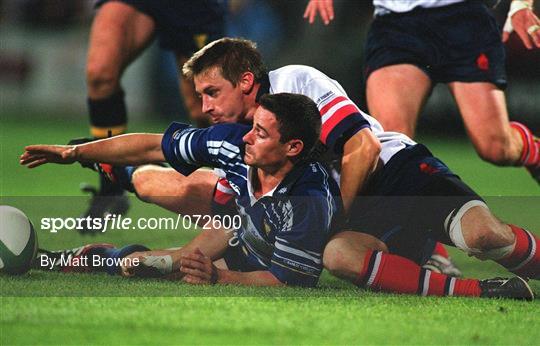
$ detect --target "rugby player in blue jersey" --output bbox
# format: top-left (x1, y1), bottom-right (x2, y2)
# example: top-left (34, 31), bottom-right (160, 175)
top-left (21, 93), bottom-right (341, 287)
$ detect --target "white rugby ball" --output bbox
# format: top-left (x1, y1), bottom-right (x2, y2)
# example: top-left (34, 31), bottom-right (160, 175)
top-left (0, 205), bottom-right (38, 274)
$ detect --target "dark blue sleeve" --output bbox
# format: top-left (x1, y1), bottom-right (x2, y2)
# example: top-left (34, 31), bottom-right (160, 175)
top-left (269, 187), bottom-right (338, 287)
top-left (161, 122), bottom-right (250, 176)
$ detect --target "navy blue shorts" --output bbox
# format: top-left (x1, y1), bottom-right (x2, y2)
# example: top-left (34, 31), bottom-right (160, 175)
top-left (95, 0), bottom-right (225, 54)
top-left (347, 144), bottom-right (483, 264)
top-left (364, 0), bottom-right (507, 89)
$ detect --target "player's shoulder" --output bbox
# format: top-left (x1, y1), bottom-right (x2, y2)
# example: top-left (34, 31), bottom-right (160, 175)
top-left (271, 65), bottom-right (328, 81)
top-left (164, 122), bottom-right (249, 143)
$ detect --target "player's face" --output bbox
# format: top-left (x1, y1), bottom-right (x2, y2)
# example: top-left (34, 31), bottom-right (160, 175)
top-left (242, 107), bottom-right (290, 169)
top-left (194, 67), bottom-right (247, 124)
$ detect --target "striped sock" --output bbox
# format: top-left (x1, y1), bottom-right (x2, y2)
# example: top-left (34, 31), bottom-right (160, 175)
top-left (496, 225), bottom-right (539, 279)
top-left (356, 250), bottom-right (481, 297)
top-left (510, 122), bottom-right (539, 167)
top-left (432, 242), bottom-right (449, 258)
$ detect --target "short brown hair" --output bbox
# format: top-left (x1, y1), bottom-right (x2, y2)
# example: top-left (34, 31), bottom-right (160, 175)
top-left (182, 38), bottom-right (266, 85)
top-left (259, 93), bottom-right (321, 161)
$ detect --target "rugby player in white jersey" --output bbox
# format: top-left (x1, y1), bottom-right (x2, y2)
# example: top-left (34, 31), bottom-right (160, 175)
top-left (304, 0), bottom-right (540, 183)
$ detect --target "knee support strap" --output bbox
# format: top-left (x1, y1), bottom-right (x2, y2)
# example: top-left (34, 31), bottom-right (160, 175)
top-left (444, 200), bottom-right (514, 260)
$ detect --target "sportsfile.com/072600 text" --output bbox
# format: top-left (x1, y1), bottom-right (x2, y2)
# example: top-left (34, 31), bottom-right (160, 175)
top-left (39, 214), bottom-right (242, 233)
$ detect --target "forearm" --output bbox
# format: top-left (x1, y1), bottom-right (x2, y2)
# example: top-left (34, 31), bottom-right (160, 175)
top-left (76, 133), bottom-right (164, 165)
top-left (340, 128), bottom-right (381, 213)
top-left (216, 269), bottom-right (284, 286)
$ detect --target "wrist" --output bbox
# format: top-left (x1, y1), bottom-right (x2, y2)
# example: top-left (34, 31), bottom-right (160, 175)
top-left (212, 267), bottom-right (223, 285)
top-left (509, 0), bottom-right (532, 18)
top-left (71, 145), bottom-right (81, 161)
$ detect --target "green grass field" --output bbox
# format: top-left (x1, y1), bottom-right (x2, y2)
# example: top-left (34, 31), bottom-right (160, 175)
top-left (1, 114), bottom-right (539, 345)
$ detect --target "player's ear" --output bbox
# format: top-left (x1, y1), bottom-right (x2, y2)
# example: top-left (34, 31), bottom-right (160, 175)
top-left (286, 139), bottom-right (304, 159)
top-left (239, 72), bottom-right (255, 94)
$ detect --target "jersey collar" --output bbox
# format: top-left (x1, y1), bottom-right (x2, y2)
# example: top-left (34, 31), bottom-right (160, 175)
top-left (246, 162), bottom-right (310, 206)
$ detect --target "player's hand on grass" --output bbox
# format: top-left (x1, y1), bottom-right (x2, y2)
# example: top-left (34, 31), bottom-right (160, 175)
top-left (503, 6), bottom-right (540, 49)
top-left (303, 0), bottom-right (334, 25)
top-left (20, 145), bottom-right (78, 168)
top-left (179, 247), bottom-right (219, 285)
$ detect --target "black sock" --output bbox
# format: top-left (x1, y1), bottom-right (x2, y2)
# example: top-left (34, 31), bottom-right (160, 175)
top-left (88, 89), bottom-right (127, 139)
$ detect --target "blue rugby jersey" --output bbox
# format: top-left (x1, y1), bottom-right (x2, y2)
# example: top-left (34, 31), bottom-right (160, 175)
top-left (162, 122), bottom-right (341, 287)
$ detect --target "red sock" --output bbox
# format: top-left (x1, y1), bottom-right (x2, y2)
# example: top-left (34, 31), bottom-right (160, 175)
top-left (432, 242), bottom-right (449, 258)
top-left (356, 250), bottom-right (481, 297)
top-left (496, 225), bottom-right (539, 279)
top-left (510, 122), bottom-right (539, 167)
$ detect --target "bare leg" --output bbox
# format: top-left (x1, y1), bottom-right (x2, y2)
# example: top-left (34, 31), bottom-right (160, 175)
top-left (86, 1), bottom-right (155, 100)
top-left (132, 166), bottom-right (218, 217)
top-left (449, 82), bottom-right (523, 165)
top-left (80, 2), bottom-right (157, 221)
top-left (459, 206), bottom-right (515, 252)
top-left (323, 231), bottom-right (388, 282)
top-left (322, 231), bottom-right (491, 298)
top-left (448, 202), bottom-right (539, 278)
top-left (367, 64), bottom-right (460, 274)
top-left (366, 64), bottom-right (432, 137)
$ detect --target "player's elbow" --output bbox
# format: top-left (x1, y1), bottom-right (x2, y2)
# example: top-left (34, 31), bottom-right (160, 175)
top-left (343, 129), bottom-right (381, 169)
top-left (362, 132), bottom-right (382, 163)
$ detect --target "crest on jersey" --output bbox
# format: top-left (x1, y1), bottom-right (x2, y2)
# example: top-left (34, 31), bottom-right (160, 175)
top-left (263, 219), bottom-right (272, 235)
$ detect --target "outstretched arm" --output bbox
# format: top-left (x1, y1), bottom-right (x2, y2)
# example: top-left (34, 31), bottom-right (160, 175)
top-left (20, 133), bottom-right (164, 168)
top-left (502, 0), bottom-right (540, 49)
top-left (303, 0), bottom-right (335, 25)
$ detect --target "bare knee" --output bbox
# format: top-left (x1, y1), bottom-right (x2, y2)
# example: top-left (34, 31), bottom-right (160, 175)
top-left (323, 239), bottom-right (357, 280)
top-left (323, 231), bottom-right (387, 282)
top-left (132, 166), bottom-right (162, 203)
top-left (455, 205), bottom-right (515, 253)
top-left (86, 58), bottom-right (121, 98)
top-left (463, 222), bottom-right (515, 251)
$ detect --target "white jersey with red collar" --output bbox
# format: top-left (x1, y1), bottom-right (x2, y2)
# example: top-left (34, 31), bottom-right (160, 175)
top-left (373, 0), bottom-right (465, 16)
top-left (267, 65), bottom-right (415, 164)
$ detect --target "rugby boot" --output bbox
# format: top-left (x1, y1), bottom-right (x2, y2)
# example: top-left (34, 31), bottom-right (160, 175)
top-left (78, 184), bottom-right (130, 235)
top-left (479, 276), bottom-right (534, 301)
top-left (67, 137), bottom-right (130, 235)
